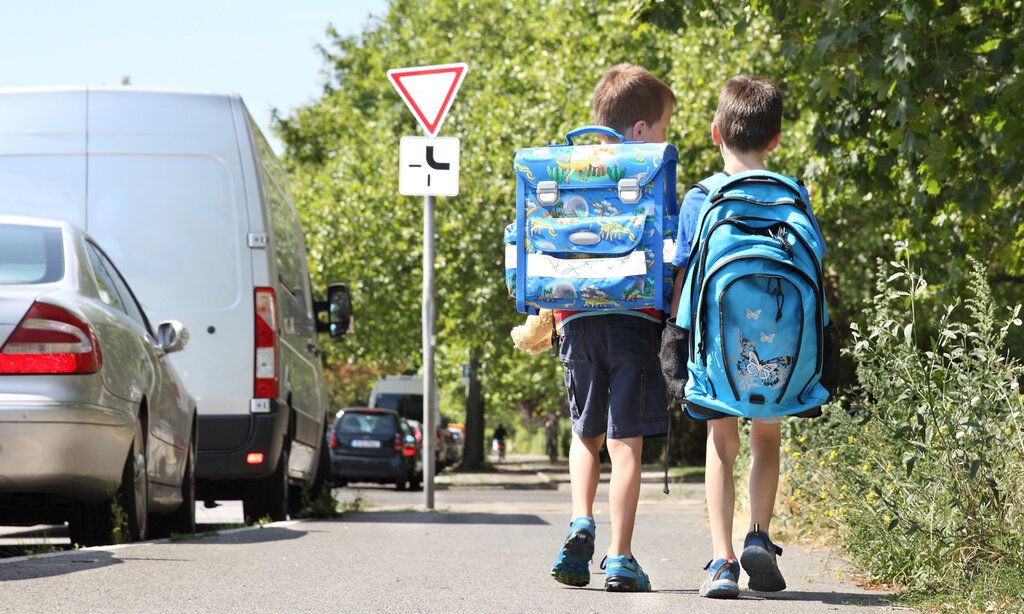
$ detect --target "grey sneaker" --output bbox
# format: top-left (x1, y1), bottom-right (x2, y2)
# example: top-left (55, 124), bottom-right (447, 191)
top-left (740, 523), bottom-right (786, 592)
top-left (700, 558), bottom-right (740, 598)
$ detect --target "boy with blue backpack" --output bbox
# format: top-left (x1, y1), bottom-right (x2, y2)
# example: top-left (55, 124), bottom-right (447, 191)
top-left (507, 64), bottom-right (678, 592)
top-left (662, 75), bottom-right (834, 598)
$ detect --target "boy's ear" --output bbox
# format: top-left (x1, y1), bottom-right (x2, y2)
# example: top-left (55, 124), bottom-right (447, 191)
top-left (629, 120), bottom-right (647, 141)
top-left (711, 121), bottom-right (723, 146)
top-left (765, 132), bottom-right (782, 153)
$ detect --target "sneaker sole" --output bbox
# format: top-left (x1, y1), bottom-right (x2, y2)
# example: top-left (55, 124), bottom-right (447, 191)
top-left (700, 579), bottom-right (740, 599)
top-left (740, 546), bottom-right (787, 592)
top-left (551, 532), bottom-right (594, 587)
top-left (605, 575), bottom-right (651, 592)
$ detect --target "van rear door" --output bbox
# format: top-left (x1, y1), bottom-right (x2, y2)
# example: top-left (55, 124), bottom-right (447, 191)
top-left (84, 90), bottom-right (255, 449)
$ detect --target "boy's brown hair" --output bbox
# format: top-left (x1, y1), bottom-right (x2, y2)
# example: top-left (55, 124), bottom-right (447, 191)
top-left (593, 64), bottom-right (676, 138)
top-left (714, 75), bottom-right (783, 153)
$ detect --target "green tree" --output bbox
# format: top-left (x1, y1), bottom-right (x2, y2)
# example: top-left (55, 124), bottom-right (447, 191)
top-left (633, 0), bottom-right (1024, 342)
top-left (276, 0), bottom-right (785, 433)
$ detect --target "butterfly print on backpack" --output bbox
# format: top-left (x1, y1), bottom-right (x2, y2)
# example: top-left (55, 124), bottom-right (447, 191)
top-left (736, 330), bottom-right (793, 390)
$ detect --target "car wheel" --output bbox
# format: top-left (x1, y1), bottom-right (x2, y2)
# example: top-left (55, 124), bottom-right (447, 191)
top-left (149, 427), bottom-right (196, 538)
top-left (243, 445), bottom-right (289, 523)
top-left (69, 420), bottom-right (149, 546)
top-left (395, 475), bottom-right (408, 491)
top-left (409, 472), bottom-right (422, 491)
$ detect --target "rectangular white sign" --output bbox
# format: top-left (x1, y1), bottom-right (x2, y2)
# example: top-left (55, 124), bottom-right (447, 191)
top-left (399, 136), bottom-right (460, 197)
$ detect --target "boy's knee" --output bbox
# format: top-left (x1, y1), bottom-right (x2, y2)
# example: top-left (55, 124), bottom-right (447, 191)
top-left (749, 422), bottom-right (782, 452)
top-left (707, 420), bottom-right (741, 460)
top-left (605, 436), bottom-right (642, 460)
top-left (573, 432), bottom-right (605, 453)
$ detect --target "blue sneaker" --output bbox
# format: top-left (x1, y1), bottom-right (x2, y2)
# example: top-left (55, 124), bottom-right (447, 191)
top-left (700, 558), bottom-right (740, 598)
top-left (602, 555), bottom-right (652, 592)
top-left (550, 517), bottom-right (595, 587)
top-left (740, 524), bottom-right (786, 592)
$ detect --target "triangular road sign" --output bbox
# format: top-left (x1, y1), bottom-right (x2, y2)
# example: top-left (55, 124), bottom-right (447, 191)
top-left (387, 62), bottom-right (468, 137)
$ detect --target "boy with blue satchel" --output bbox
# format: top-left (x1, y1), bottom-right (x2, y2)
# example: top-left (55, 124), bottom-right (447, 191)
top-left (505, 64), bottom-right (678, 592)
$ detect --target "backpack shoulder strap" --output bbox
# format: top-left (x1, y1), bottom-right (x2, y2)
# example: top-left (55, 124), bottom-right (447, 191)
top-left (692, 172), bottom-right (730, 196)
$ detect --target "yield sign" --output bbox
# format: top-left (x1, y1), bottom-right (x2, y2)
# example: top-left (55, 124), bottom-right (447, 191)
top-left (387, 62), bottom-right (468, 137)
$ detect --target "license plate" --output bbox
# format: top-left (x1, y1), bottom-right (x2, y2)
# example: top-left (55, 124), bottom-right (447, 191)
top-left (351, 439), bottom-right (381, 449)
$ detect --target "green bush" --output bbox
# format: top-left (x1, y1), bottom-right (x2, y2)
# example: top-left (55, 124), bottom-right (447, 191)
top-left (781, 251), bottom-right (1024, 606)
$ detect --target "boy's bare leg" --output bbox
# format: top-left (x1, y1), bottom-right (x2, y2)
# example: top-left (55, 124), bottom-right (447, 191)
top-left (569, 432), bottom-right (605, 519)
top-left (748, 420), bottom-right (782, 532)
top-left (606, 436), bottom-right (642, 558)
top-left (706, 418), bottom-right (741, 560)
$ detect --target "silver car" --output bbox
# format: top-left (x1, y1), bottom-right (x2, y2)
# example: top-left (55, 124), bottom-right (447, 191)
top-left (0, 215), bottom-right (197, 545)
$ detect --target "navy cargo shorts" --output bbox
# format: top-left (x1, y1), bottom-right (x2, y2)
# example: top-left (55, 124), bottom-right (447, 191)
top-left (558, 313), bottom-right (669, 440)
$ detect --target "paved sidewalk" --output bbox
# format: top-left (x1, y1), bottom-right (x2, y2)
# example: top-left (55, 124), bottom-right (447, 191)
top-left (0, 455), bottom-right (905, 612)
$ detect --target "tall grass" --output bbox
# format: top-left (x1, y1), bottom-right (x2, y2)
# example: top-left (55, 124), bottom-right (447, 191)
top-left (780, 252), bottom-right (1024, 608)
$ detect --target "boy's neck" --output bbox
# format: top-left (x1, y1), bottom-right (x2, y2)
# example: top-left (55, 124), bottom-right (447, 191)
top-left (721, 147), bottom-right (768, 175)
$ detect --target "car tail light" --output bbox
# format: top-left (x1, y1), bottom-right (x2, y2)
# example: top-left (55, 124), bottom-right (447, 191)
top-left (254, 288), bottom-right (278, 398)
top-left (328, 430), bottom-right (337, 449)
top-left (393, 433), bottom-right (402, 452)
top-left (0, 302), bottom-right (102, 374)
top-left (246, 452), bottom-right (264, 465)
top-left (412, 426), bottom-right (422, 443)
top-left (403, 442), bottom-right (417, 457)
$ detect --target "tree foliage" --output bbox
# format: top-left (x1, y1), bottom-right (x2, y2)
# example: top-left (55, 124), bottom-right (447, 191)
top-left (276, 0), bottom-right (784, 424)
top-left (278, 0), bottom-right (1021, 425)
top-left (633, 0), bottom-right (1024, 330)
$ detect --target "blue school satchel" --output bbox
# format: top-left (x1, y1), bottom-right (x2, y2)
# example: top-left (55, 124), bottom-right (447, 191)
top-left (674, 170), bottom-right (837, 420)
top-left (504, 126), bottom-right (679, 314)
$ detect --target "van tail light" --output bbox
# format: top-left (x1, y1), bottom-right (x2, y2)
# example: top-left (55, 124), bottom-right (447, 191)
top-left (393, 433), bottom-right (402, 452)
top-left (0, 302), bottom-right (102, 374)
top-left (254, 288), bottom-right (278, 398)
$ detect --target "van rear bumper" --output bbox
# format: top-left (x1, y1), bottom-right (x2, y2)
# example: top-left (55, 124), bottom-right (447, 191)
top-left (195, 401), bottom-right (287, 482)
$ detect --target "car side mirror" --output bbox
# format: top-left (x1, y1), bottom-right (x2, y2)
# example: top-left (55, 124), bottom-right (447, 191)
top-left (315, 283), bottom-right (353, 338)
top-left (156, 320), bottom-right (189, 353)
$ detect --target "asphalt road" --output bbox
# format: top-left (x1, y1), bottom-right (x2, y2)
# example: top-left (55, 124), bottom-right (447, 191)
top-left (0, 456), bottom-right (904, 613)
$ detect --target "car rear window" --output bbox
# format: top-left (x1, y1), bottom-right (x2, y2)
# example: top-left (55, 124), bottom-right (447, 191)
top-left (372, 393), bottom-right (423, 423)
top-left (0, 224), bottom-right (63, 284)
top-left (337, 412), bottom-right (397, 436)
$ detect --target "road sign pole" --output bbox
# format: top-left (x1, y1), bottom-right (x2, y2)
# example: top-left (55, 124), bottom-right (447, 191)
top-left (422, 194), bottom-right (436, 511)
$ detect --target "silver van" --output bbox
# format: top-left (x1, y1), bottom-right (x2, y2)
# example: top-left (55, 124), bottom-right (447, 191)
top-left (0, 87), bottom-right (352, 520)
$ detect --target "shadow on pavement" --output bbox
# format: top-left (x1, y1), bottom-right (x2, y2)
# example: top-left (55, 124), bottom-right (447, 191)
top-left (743, 590), bottom-right (892, 607)
top-left (656, 588), bottom-right (891, 607)
top-left (0, 551), bottom-right (121, 581)
top-left (343, 510), bottom-right (549, 526)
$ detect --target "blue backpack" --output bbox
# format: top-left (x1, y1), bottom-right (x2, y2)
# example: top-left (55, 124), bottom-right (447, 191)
top-left (504, 126), bottom-right (678, 314)
top-left (673, 170), bottom-right (837, 420)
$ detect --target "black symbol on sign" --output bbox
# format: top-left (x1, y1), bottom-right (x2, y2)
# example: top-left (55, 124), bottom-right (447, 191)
top-left (408, 146), bottom-right (450, 187)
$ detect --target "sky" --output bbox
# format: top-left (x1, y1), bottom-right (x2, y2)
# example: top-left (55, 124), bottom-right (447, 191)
top-left (0, 0), bottom-right (389, 151)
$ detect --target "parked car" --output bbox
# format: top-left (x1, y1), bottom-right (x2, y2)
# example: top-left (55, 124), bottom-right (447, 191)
top-left (444, 426), bottom-right (464, 467)
top-left (0, 216), bottom-right (197, 545)
top-left (368, 375), bottom-right (447, 472)
top-left (328, 408), bottom-right (421, 490)
top-left (0, 87), bottom-right (354, 521)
